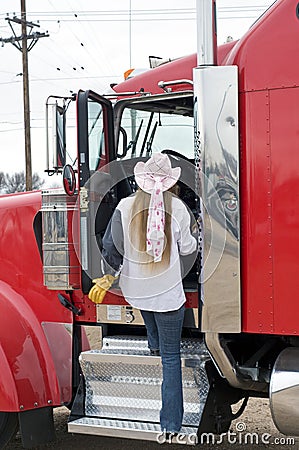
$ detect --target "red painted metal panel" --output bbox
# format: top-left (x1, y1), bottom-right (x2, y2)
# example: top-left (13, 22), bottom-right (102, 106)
top-left (0, 284), bottom-right (61, 411)
top-left (0, 344), bottom-right (18, 410)
top-left (0, 192), bottom-right (71, 323)
top-left (99, 290), bottom-right (198, 308)
top-left (73, 289), bottom-right (97, 322)
top-left (0, 191), bottom-right (73, 410)
top-left (74, 289), bottom-right (198, 321)
top-left (241, 87), bottom-right (299, 336)
top-left (226, 0), bottom-right (299, 93)
top-left (240, 90), bottom-right (274, 333)
top-left (113, 41), bottom-right (236, 96)
top-left (236, 0), bottom-right (299, 335)
top-left (269, 87), bottom-right (299, 335)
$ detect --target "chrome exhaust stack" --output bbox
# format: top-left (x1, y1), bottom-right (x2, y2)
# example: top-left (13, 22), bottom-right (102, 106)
top-left (196, 0), bottom-right (217, 66)
top-left (194, 1), bottom-right (241, 333)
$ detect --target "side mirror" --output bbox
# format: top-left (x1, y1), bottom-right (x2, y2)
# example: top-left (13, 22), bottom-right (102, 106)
top-left (46, 101), bottom-right (67, 173)
top-left (63, 164), bottom-right (76, 196)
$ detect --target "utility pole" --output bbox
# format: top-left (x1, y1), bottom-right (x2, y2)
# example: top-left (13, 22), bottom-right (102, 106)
top-left (21, 0), bottom-right (31, 192)
top-left (0, 0), bottom-right (49, 191)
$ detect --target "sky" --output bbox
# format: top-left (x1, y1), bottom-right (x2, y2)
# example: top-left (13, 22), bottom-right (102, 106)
top-left (0, 0), bottom-right (274, 183)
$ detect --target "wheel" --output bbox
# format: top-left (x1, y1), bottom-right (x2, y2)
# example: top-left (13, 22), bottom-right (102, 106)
top-left (0, 412), bottom-right (18, 449)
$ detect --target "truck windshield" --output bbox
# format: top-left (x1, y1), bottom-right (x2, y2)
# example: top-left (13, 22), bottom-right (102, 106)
top-left (117, 107), bottom-right (194, 160)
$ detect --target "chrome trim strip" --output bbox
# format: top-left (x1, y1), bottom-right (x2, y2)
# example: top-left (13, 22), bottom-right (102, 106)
top-left (41, 189), bottom-right (79, 290)
top-left (68, 418), bottom-right (197, 444)
top-left (158, 79), bottom-right (193, 92)
top-left (79, 352), bottom-right (208, 368)
top-left (80, 216), bottom-right (88, 270)
top-left (194, 65), bottom-right (241, 333)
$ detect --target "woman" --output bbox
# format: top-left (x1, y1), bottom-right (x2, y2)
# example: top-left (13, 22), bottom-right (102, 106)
top-left (89, 152), bottom-right (198, 434)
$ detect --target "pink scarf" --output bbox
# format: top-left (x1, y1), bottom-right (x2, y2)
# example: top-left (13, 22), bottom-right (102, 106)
top-left (134, 153), bottom-right (181, 263)
top-left (146, 179), bottom-right (165, 262)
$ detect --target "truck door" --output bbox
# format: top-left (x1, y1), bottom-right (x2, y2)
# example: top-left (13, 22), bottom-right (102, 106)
top-left (76, 90), bottom-right (116, 294)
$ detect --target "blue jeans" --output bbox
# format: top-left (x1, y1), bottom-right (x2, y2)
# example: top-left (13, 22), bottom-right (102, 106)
top-left (141, 305), bottom-right (185, 433)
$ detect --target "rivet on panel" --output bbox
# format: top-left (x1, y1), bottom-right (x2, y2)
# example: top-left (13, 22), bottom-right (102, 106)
top-left (34, 402), bottom-right (38, 407)
top-left (20, 405), bottom-right (24, 410)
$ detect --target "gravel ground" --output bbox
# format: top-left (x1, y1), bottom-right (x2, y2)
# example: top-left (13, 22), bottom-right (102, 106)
top-left (6, 398), bottom-right (299, 450)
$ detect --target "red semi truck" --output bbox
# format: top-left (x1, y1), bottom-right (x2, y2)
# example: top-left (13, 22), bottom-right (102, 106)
top-left (1, 0), bottom-right (299, 447)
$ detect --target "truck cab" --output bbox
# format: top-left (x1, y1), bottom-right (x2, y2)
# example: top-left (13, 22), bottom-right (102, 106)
top-left (40, 0), bottom-right (299, 443)
top-left (42, 82), bottom-right (213, 444)
top-left (2, 0), bottom-right (299, 447)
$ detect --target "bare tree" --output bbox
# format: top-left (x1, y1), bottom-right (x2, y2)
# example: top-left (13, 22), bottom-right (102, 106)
top-left (3, 172), bottom-right (45, 194)
top-left (0, 172), bottom-right (5, 193)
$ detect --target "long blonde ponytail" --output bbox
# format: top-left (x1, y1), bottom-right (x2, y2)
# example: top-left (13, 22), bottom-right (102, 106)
top-left (129, 189), bottom-right (173, 271)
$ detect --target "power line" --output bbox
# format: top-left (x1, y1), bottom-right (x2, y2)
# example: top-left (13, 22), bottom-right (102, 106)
top-left (31, 15), bottom-right (267, 23)
top-left (0, 125), bottom-right (76, 133)
top-left (1, 6), bottom-right (271, 22)
top-left (46, 0), bottom-right (105, 77)
top-left (0, 74), bottom-right (120, 85)
top-left (0, 1), bottom-right (49, 191)
top-left (65, 0), bottom-right (117, 76)
top-left (37, 0), bottom-right (113, 85)
top-left (0, 6), bottom-right (272, 17)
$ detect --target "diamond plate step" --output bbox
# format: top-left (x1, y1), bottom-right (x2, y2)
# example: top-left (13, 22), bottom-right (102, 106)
top-left (79, 337), bottom-right (210, 427)
top-left (100, 335), bottom-right (207, 355)
top-left (68, 417), bottom-right (198, 444)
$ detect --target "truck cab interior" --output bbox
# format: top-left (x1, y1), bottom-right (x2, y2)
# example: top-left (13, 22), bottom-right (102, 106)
top-left (91, 91), bottom-right (201, 294)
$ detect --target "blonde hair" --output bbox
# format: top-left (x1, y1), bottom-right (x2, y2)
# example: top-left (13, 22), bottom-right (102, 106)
top-left (129, 188), bottom-right (173, 271)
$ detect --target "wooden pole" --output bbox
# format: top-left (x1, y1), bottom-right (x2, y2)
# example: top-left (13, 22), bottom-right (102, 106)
top-left (21, 0), bottom-right (32, 191)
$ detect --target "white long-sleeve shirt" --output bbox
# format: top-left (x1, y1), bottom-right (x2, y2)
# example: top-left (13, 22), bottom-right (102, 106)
top-left (102, 194), bottom-right (197, 312)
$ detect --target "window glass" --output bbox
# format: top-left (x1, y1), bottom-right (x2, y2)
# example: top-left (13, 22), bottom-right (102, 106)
top-left (118, 108), bottom-right (194, 160)
top-left (88, 99), bottom-right (105, 170)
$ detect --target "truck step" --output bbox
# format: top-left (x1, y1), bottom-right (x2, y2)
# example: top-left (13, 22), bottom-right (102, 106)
top-left (79, 337), bottom-right (210, 427)
top-left (68, 417), bottom-right (198, 444)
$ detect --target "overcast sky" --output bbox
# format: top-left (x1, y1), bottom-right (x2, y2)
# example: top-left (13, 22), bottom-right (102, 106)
top-left (0, 1), bottom-right (273, 180)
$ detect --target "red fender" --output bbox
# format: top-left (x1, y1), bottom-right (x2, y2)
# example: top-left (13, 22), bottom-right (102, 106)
top-left (0, 282), bottom-right (62, 412)
top-left (0, 344), bottom-right (19, 410)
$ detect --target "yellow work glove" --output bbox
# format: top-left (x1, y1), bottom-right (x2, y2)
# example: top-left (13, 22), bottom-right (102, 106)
top-left (88, 274), bottom-right (116, 304)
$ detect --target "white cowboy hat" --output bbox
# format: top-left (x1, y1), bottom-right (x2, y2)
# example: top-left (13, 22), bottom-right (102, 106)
top-left (134, 153), bottom-right (181, 194)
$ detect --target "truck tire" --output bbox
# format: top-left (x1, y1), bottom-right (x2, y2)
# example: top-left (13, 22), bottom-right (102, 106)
top-left (0, 412), bottom-right (18, 449)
